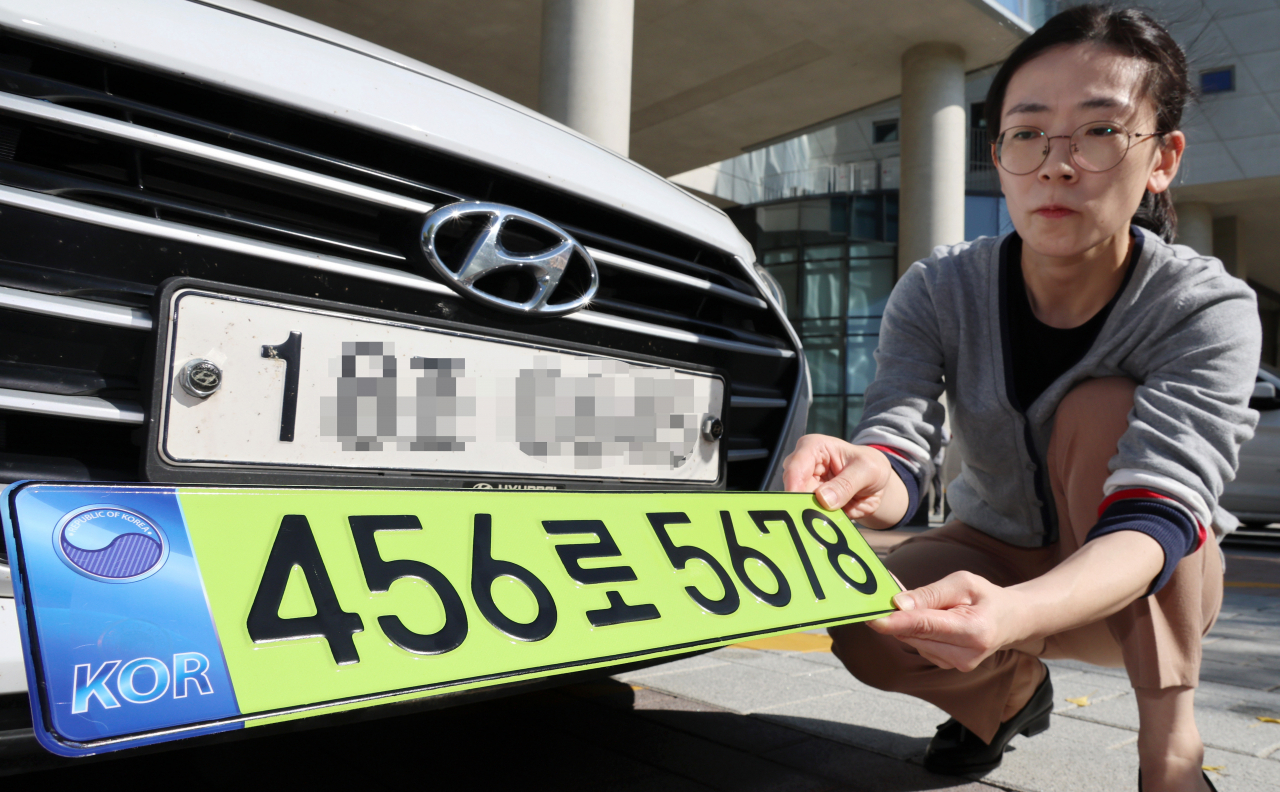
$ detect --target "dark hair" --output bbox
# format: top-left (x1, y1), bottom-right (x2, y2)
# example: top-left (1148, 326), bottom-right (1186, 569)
top-left (984, 4), bottom-right (1189, 242)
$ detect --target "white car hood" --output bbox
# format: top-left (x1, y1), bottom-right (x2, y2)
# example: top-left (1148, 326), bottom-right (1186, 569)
top-left (0, 0), bottom-right (752, 262)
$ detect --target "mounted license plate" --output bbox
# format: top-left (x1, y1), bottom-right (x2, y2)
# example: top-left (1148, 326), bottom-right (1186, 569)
top-left (3, 483), bottom-right (898, 756)
top-left (155, 286), bottom-right (725, 483)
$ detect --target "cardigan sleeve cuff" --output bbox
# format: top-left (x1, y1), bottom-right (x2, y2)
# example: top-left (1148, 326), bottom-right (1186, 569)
top-left (866, 445), bottom-right (922, 529)
top-left (1085, 493), bottom-right (1202, 596)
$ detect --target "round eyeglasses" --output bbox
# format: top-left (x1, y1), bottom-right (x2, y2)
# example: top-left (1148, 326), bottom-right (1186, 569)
top-left (994, 120), bottom-right (1165, 175)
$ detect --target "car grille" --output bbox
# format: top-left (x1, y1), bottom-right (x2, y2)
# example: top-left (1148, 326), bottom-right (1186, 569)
top-left (0, 30), bottom-right (802, 494)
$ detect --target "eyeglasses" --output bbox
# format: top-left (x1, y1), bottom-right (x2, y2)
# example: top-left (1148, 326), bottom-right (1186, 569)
top-left (994, 120), bottom-right (1165, 175)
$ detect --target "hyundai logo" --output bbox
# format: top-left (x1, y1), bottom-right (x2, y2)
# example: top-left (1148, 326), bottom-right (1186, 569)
top-left (420, 201), bottom-right (598, 317)
top-left (180, 358), bottom-right (222, 399)
top-left (53, 506), bottom-right (170, 583)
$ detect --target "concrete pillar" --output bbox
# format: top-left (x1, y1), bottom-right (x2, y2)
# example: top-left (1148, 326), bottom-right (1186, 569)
top-left (898, 43), bottom-right (967, 277)
top-left (1175, 201), bottom-right (1213, 256)
top-left (539, 0), bottom-right (635, 156)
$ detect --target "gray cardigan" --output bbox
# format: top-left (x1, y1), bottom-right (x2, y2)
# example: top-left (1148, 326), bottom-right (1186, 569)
top-left (851, 227), bottom-right (1261, 546)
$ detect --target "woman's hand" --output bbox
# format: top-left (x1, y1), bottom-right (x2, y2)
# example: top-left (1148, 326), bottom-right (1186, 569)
top-left (782, 434), bottom-right (909, 529)
top-left (867, 571), bottom-right (1022, 672)
top-left (869, 531), bottom-right (1165, 672)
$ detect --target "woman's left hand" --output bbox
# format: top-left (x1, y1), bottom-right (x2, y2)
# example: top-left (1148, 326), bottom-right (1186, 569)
top-left (868, 571), bottom-right (1023, 672)
top-left (871, 532), bottom-right (1165, 672)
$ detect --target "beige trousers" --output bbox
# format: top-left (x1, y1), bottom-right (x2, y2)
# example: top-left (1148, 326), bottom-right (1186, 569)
top-left (829, 378), bottom-right (1224, 744)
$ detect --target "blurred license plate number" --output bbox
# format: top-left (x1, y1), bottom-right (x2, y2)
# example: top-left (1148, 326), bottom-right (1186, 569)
top-left (159, 290), bottom-right (724, 482)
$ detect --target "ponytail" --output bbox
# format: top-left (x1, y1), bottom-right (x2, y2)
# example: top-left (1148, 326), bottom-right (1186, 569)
top-left (1132, 189), bottom-right (1177, 243)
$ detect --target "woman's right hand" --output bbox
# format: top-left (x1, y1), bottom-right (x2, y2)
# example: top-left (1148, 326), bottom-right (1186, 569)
top-left (781, 434), bottom-right (908, 529)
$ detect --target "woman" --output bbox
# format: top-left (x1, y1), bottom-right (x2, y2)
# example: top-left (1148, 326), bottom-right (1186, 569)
top-left (782, 7), bottom-right (1260, 792)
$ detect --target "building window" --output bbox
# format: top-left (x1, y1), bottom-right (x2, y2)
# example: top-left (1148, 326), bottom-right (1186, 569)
top-left (763, 238), bottom-right (895, 440)
top-left (733, 195), bottom-right (900, 439)
top-left (971, 101), bottom-right (987, 132)
top-left (873, 119), bottom-right (899, 144)
top-left (969, 101), bottom-right (997, 189)
top-left (1201, 67), bottom-right (1235, 94)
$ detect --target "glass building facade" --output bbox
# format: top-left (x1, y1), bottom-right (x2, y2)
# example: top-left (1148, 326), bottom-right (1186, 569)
top-left (729, 194), bottom-right (898, 441)
top-left (730, 191), bottom-right (1011, 440)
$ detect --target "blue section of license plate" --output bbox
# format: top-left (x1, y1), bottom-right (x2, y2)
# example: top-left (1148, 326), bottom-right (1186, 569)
top-left (4, 484), bottom-right (241, 755)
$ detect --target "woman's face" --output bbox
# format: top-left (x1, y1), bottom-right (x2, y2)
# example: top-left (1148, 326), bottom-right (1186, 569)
top-left (996, 44), bottom-right (1184, 260)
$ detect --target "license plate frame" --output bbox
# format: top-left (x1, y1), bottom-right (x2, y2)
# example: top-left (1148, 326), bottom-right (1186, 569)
top-left (3, 482), bottom-right (899, 757)
top-left (144, 278), bottom-right (730, 490)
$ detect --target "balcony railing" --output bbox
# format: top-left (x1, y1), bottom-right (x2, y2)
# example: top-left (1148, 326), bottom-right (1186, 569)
top-left (758, 160), bottom-right (885, 202)
top-left (968, 128), bottom-right (1000, 193)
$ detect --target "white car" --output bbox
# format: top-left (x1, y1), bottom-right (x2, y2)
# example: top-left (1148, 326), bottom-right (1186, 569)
top-left (1221, 365), bottom-right (1280, 528)
top-left (0, 0), bottom-right (812, 764)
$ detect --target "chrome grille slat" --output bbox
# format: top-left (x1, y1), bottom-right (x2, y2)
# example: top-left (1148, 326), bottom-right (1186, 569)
top-left (590, 297), bottom-right (784, 346)
top-left (0, 91), bottom-right (774, 317)
top-left (588, 247), bottom-right (767, 310)
top-left (0, 157), bottom-right (407, 263)
top-left (0, 185), bottom-right (794, 359)
top-left (561, 222), bottom-right (758, 294)
top-left (569, 310), bottom-right (794, 358)
top-left (0, 182), bottom-right (456, 294)
top-left (0, 64), bottom-right (458, 202)
top-left (0, 386), bottom-right (144, 424)
top-left (0, 92), bottom-right (437, 215)
top-left (0, 284), bottom-right (152, 330)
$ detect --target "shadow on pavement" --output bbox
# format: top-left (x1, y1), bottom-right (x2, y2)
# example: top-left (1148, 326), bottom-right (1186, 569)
top-left (24, 677), bottom-right (988, 791)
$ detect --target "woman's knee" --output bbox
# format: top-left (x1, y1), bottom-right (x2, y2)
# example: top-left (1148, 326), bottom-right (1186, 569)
top-left (1053, 377), bottom-right (1137, 439)
top-left (1048, 377), bottom-right (1138, 480)
top-left (828, 622), bottom-right (916, 693)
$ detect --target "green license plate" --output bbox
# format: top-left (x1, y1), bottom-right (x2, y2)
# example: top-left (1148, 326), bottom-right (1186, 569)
top-left (3, 484), bottom-right (899, 755)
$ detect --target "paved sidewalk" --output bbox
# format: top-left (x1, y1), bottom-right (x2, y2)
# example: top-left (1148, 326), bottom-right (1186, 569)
top-left (612, 536), bottom-right (1280, 792)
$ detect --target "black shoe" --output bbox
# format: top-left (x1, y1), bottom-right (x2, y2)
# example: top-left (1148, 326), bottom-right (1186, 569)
top-left (923, 663), bottom-right (1053, 775)
top-left (1138, 769), bottom-right (1219, 791)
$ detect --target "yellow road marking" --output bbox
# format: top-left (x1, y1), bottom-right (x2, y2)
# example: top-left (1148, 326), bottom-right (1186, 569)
top-left (1224, 582), bottom-right (1280, 588)
top-left (731, 632), bottom-right (834, 652)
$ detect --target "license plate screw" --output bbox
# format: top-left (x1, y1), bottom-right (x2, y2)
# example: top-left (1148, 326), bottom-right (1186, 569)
top-left (702, 416), bottom-right (724, 443)
top-left (180, 358), bottom-right (223, 398)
